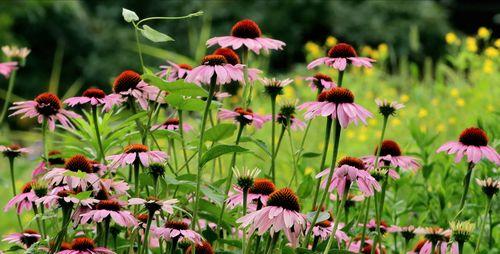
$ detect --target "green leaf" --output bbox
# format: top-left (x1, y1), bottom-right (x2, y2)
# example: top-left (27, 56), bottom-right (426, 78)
top-left (204, 124), bottom-right (237, 142)
top-left (122, 8), bottom-right (139, 22)
top-left (202, 228), bottom-right (218, 244)
top-left (140, 25), bottom-right (174, 43)
top-left (200, 145), bottom-right (248, 167)
top-left (142, 76), bottom-right (208, 97)
top-left (201, 185), bottom-right (224, 203)
top-left (306, 211), bottom-right (330, 223)
top-left (152, 129), bottom-right (182, 141)
top-left (165, 94), bottom-right (217, 112)
top-left (296, 176), bottom-right (313, 199)
top-left (302, 152), bottom-right (321, 158)
top-left (63, 170), bottom-right (87, 179)
top-left (73, 191), bottom-right (92, 200)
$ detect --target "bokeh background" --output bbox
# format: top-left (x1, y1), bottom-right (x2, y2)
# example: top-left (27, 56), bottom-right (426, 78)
top-left (0, 0), bottom-right (499, 249)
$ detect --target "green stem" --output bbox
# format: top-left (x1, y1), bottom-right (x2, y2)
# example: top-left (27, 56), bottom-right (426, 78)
top-left (475, 196), bottom-right (492, 253)
top-left (457, 162), bottom-right (474, 215)
top-left (192, 79), bottom-right (216, 229)
top-left (323, 189), bottom-right (348, 253)
top-left (42, 118), bottom-right (49, 163)
top-left (311, 118), bottom-right (333, 210)
top-left (359, 197), bottom-right (372, 252)
top-left (270, 96), bottom-right (277, 182)
top-left (0, 69), bottom-right (16, 125)
top-left (136, 11), bottom-right (203, 26)
top-left (373, 174), bottom-right (389, 253)
top-left (178, 109), bottom-right (190, 173)
top-left (134, 161), bottom-right (141, 197)
top-left (170, 238), bottom-right (178, 254)
top-left (8, 157), bottom-right (17, 196)
top-left (50, 206), bottom-right (73, 254)
top-left (103, 217), bottom-right (111, 248)
top-left (132, 22), bottom-right (145, 71)
top-left (170, 139), bottom-right (179, 170)
top-left (92, 106), bottom-right (106, 163)
top-left (265, 233), bottom-right (280, 254)
top-left (242, 189), bottom-right (249, 254)
top-left (32, 203), bottom-right (44, 238)
top-left (287, 125), bottom-right (299, 187)
top-left (142, 214), bottom-right (153, 254)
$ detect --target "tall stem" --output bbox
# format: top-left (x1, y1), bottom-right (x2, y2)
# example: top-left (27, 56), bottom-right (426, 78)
top-left (50, 206), bottom-right (73, 253)
top-left (359, 197), bottom-right (372, 252)
top-left (323, 189), bottom-right (348, 253)
top-left (103, 217), bottom-right (111, 248)
top-left (458, 162), bottom-right (474, 214)
top-left (192, 79), bottom-right (216, 229)
top-left (42, 118), bottom-right (49, 162)
top-left (132, 22), bottom-right (145, 71)
top-left (216, 123), bottom-right (245, 232)
top-left (142, 214), bottom-right (153, 254)
top-left (134, 161), bottom-right (141, 197)
top-left (270, 95), bottom-right (277, 182)
top-left (311, 118), bottom-right (333, 209)
top-left (373, 174), bottom-right (389, 253)
top-left (178, 109), bottom-right (190, 173)
top-left (287, 125), bottom-right (299, 186)
top-left (475, 196), bottom-right (492, 253)
top-left (0, 69), bottom-right (17, 125)
top-left (242, 189), bottom-right (249, 254)
top-left (265, 232), bottom-right (280, 254)
top-left (8, 157), bottom-right (17, 196)
top-left (92, 106), bottom-right (106, 163)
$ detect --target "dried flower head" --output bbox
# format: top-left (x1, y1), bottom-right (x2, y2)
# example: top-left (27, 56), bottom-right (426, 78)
top-left (233, 167), bottom-right (261, 190)
top-left (375, 99), bottom-right (404, 117)
top-left (450, 220), bottom-right (474, 243)
top-left (475, 177), bottom-right (499, 198)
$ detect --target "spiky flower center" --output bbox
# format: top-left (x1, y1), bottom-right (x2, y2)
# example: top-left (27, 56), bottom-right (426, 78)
top-left (459, 127), bottom-right (488, 146)
top-left (338, 156), bottom-right (365, 170)
top-left (113, 70), bottom-right (141, 93)
top-left (214, 48), bottom-right (240, 65)
top-left (313, 73), bottom-right (332, 90)
top-left (318, 87), bottom-right (355, 103)
top-left (96, 200), bottom-right (121, 211)
top-left (187, 241), bottom-right (214, 254)
top-left (148, 163), bottom-right (166, 178)
top-left (48, 150), bottom-right (65, 165)
top-left (144, 196), bottom-right (162, 212)
top-left (316, 220), bottom-right (331, 228)
top-left (249, 178), bottom-right (275, 195)
top-left (267, 188), bottom-right (300, 212)
top-left (82, 88), bottom-right (106, 99)
top-left (163, 118), bottom-right (180, 126)
top-left (231, 19), bottom-right (262, 39)
top-left (71, 237), bottom-right (95, 251)
top-left (124, 144), bottom-right (149, 153)
top-left (65, 155), bottom-right (92, 173)
top-left (165, 220), bottom-right (189, 230)
top-left (234, 107), bottom-right (254, 125)
top-left (137, 214), bottom-right (149, 223)
top-left (423, 227), bottom-right (446, 243)
top-left (21, 181), bottom-right (34, 193)
top-left (376, 140), bottom-right (402, 157)
top-left (2, 144), bottom-right (23, 158)
top-left (34, 93), bottom-right (61, 116)
top-left (202, 55), bottom-right (227, 66)
top-left (178, 63), bottom-right (193, 70)
top-left (327, 43), bottom-right (357, 58)
top-left (20, 229), bottom-right (39, 247)
top-left (237, 176), bottom-right (254, 190)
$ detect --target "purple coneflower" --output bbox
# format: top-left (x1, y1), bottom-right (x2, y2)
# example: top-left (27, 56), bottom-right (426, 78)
top-left (227, 178), bottom-right (275, 210)
top-left (80, 199), bottom-right (137, 227)
top-left (375, 99), bottom-right (404, 117)
top-left (57, 237), bottom-right (115, 254)
top-left (218, 107), bottom-right (270, 129)
top-left (4, 181), bottom-right (39, 214)
top-left (128, 196), bottom-right (177, 214)
top-left (159, 61), bottom-right (193, 81)
top-left (0, 61), bottom-right (17, 78)
top-left (2, 229), bottom-right (40, 249)
top-left (9, 92), bottom-right (80, 130)
top-left (36, 189), bottom-right (98, 209)
top-left (305, 73), bottom-right (336, 92)
top-left (43, 154), bottom-right (100, 190)
top-left (437, 127), bottom-right (499, 164)
top-left (64, 88), bottom-right (123, 112)
top-left (151, 118), bottom-right (192, 132)
top-left (237, 188), bottom-right (307, 247)
top-left (0, 144), bottom-right (30, 158)
top-left (185, 54), bottom-right (244, 85)
top-left (362, 140), bottom-right (421, 179)
top-left (112, 70), bottom-right (164, 110)
top-left (310, 220), bottom-right (349, 244)
top-left (106, 144), bottom-right (167, 169)
top-left (298, 87), bottom-right (372, 128)
top-left (476, 177), bottom-right (499, 198)
top-left (154, 220), bottom-right (203, 244)
top-left (207, 19), bottom-right (285, 54)
top-left (307, 43), bottom-right (375, 71)
top-left (414, 227), bottom-right (451, 254)
top-left (316, 157), bottom-right (381, 196)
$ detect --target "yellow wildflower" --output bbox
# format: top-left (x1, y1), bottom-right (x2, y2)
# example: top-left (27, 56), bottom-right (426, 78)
top-left (418, 109), bottom-right (428, 118)
top-left (325, 36), bottom-right (337, 47)
top-left (483, 59), bottom-right (494, 74)
top-left (456, 98), bottom-right (465, 107)
top-left (305, 42), bottom-right (321, 57)
top-left (368, 118), bottom-right (377, 126)
top-left (431, 98), bottom-right (439, 106)
top-left (495, 39), bottom-right (500, 48)
top-left (448, 117), bottom-right (456, 125)
top-left (450, 88), bottom-right (459, 97)
top-left (378, 43), bottom-right (389, 58)
top-left (466, 37), bottom-right (478, 53)
top-left (484, 47), bottom-right (498, 58)
top-left (445, 32), bottom-right (458, 45)
top-left (400, 94), bottom-right (410, 103)
top-left (363, 68), bottom-right (374, 76)
top-left (419, 124), bottom-right (427, 133)
top-left (304, 167), bottom-right (314, 175)
top-left (437, 124), bottom-right (446, 133)
top-left (361, 46), bottom-right (373, 56)
top-left (358, 133), bottom-right (367, 142)
top-left (346, 130), bottom-right (355, 139)
top-left (477, 27), bottom-right (490, 39)
top-left (391, 118), bottom-right (401, 127)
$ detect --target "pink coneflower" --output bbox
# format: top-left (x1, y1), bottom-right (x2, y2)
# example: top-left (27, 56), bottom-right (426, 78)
top-left (476, 177), bottom-right (499, 198)
top-left (99, 179), bottom-right (130, 197)
top-left (153, 220), bottom-right (203, 244)
top-left (4, 181), bottom-right (38, 214)
top-left (213, 47), bottom-right (261, 81)
top-left (2, 229), bottom-right (41, 248)
top-left (227, 178), bottom-right (275, 210)
top-left (298, 87), bottom-right (372, 128)
top-left (330, 193), bottom-right (365, 208)
top-left (436, 127), bottom-right (500, 164)
top-left (362, 140), bottom-right (421, 179)
top-left (159, 61), bottom-right (193, 81)
top-left (128, 197), bottom-right (177, 214)
top-left (363, 219), bottom-right (389, 234)
top-left (206, 19), bottom-right (285, 54)
top-left (0, 61), bottom-right (17, 78)
top-left (375, 99), bottom-right (404, 117)
top-left (9, 92), bottom-right (81, 131)
top-left (151, 118), bottom-right (192, 132)
top-left (307, 43), bottom-right (375, 71)
top-left (218, 107), bottom-right (270, 129)
top-left (310, 220), bottom-right (349, 243)
top-left (348, 238), bottom-right (384, 254)
top-left (186, 241), bottom-right (215, 254)
top-left (237, 188), bottom-right (307, 246)
top-left (88, 160), bottom-right (109, 176)
top-left (47, 150), bottom-right (66, 166)
top-left (64, 88), bottom-right (123, 112)
top-left (112, 70), bottom-right (164, 110)
top-left (32, 162), bottom-right (48, 179)
top-left (80, 200), bottom-right (137, 227)
top-left (57, 237), bottom-right (115, 254)
top-left (43, 154), bottom-right (100, 190)
top-left (106, 144), bottom-right (167, 169)
top-left (414, 227), bottom-right (451, 254)
top-left (185, 55), bottom-right (244, 85)
top-left (36, 189), bottom-right (98, 209)
top-left (387, 225), bottom-right (416, 241)
top-left (305, 73), bottom-right (336, 91)
top-left (316, 157), bottom-right (381, 196)
top-left (0, 144), bottom-right (30, 158)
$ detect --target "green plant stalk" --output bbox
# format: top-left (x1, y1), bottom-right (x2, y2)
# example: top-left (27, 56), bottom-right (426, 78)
top-left (265, 232), bottom-right (280, 254)
top-left (92, 106), bottom-right (106, 163)
top-left (287, 123), bottom-right (299, 186)
top-left (50, 206), bottom-right (73, 254)
top-left (178, 109), bottom-right (191, 173)
top-left (274, 126), bottom-right (286, 161)
top-left (103, 217), bottom-right (111, 248)
top-left (132, 22), bottom-right (145, 71)
top-left (134, 161), bottom-right (141, 197)
top-left (32, 203), bottom-right (44, 238)
top-left (270, 95), bottom-right (277, 182)
top-left (42, 118), bottom-right (49, 163)
top-left (192, 79), bottom-right (216, 229)
top-left (323, 189), bottom-right (349, 253)
top-left (373, 174), bottom-right (389, 254)
top-left (242, 189), bottom-right (249, 254)
top-left (170, 238), bottom-right (178, 254)
top-left (169, 139), bottom-right (179, 170)
top-left (311, 118), bottom-right (333, 209)
top-left (458, 162), bottom-right (475, 214)
top-left (358, 197), bottom-right (372, 252)
top-left (142, 213), bottom-right (154, 254)
top-left (303, 118), bottom-right (341, 247)
top-left (0, 69), bottom-right (17, 125)
top-left (136, 11), bottom-right (203, 26)
top-left (8, 157), bottom-right (17, 196)
top-left (216, 123), bottom-right (245, 232)
top-left (475, 196), bottom-right (492, 253)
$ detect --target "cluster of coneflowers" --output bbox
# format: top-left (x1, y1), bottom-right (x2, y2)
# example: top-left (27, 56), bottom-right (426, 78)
top-left (1, 13), bottom-right (499, 254)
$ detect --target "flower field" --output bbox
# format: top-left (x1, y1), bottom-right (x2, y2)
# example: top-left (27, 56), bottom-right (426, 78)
top-left (0, 6), bottom-right (498, 254)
